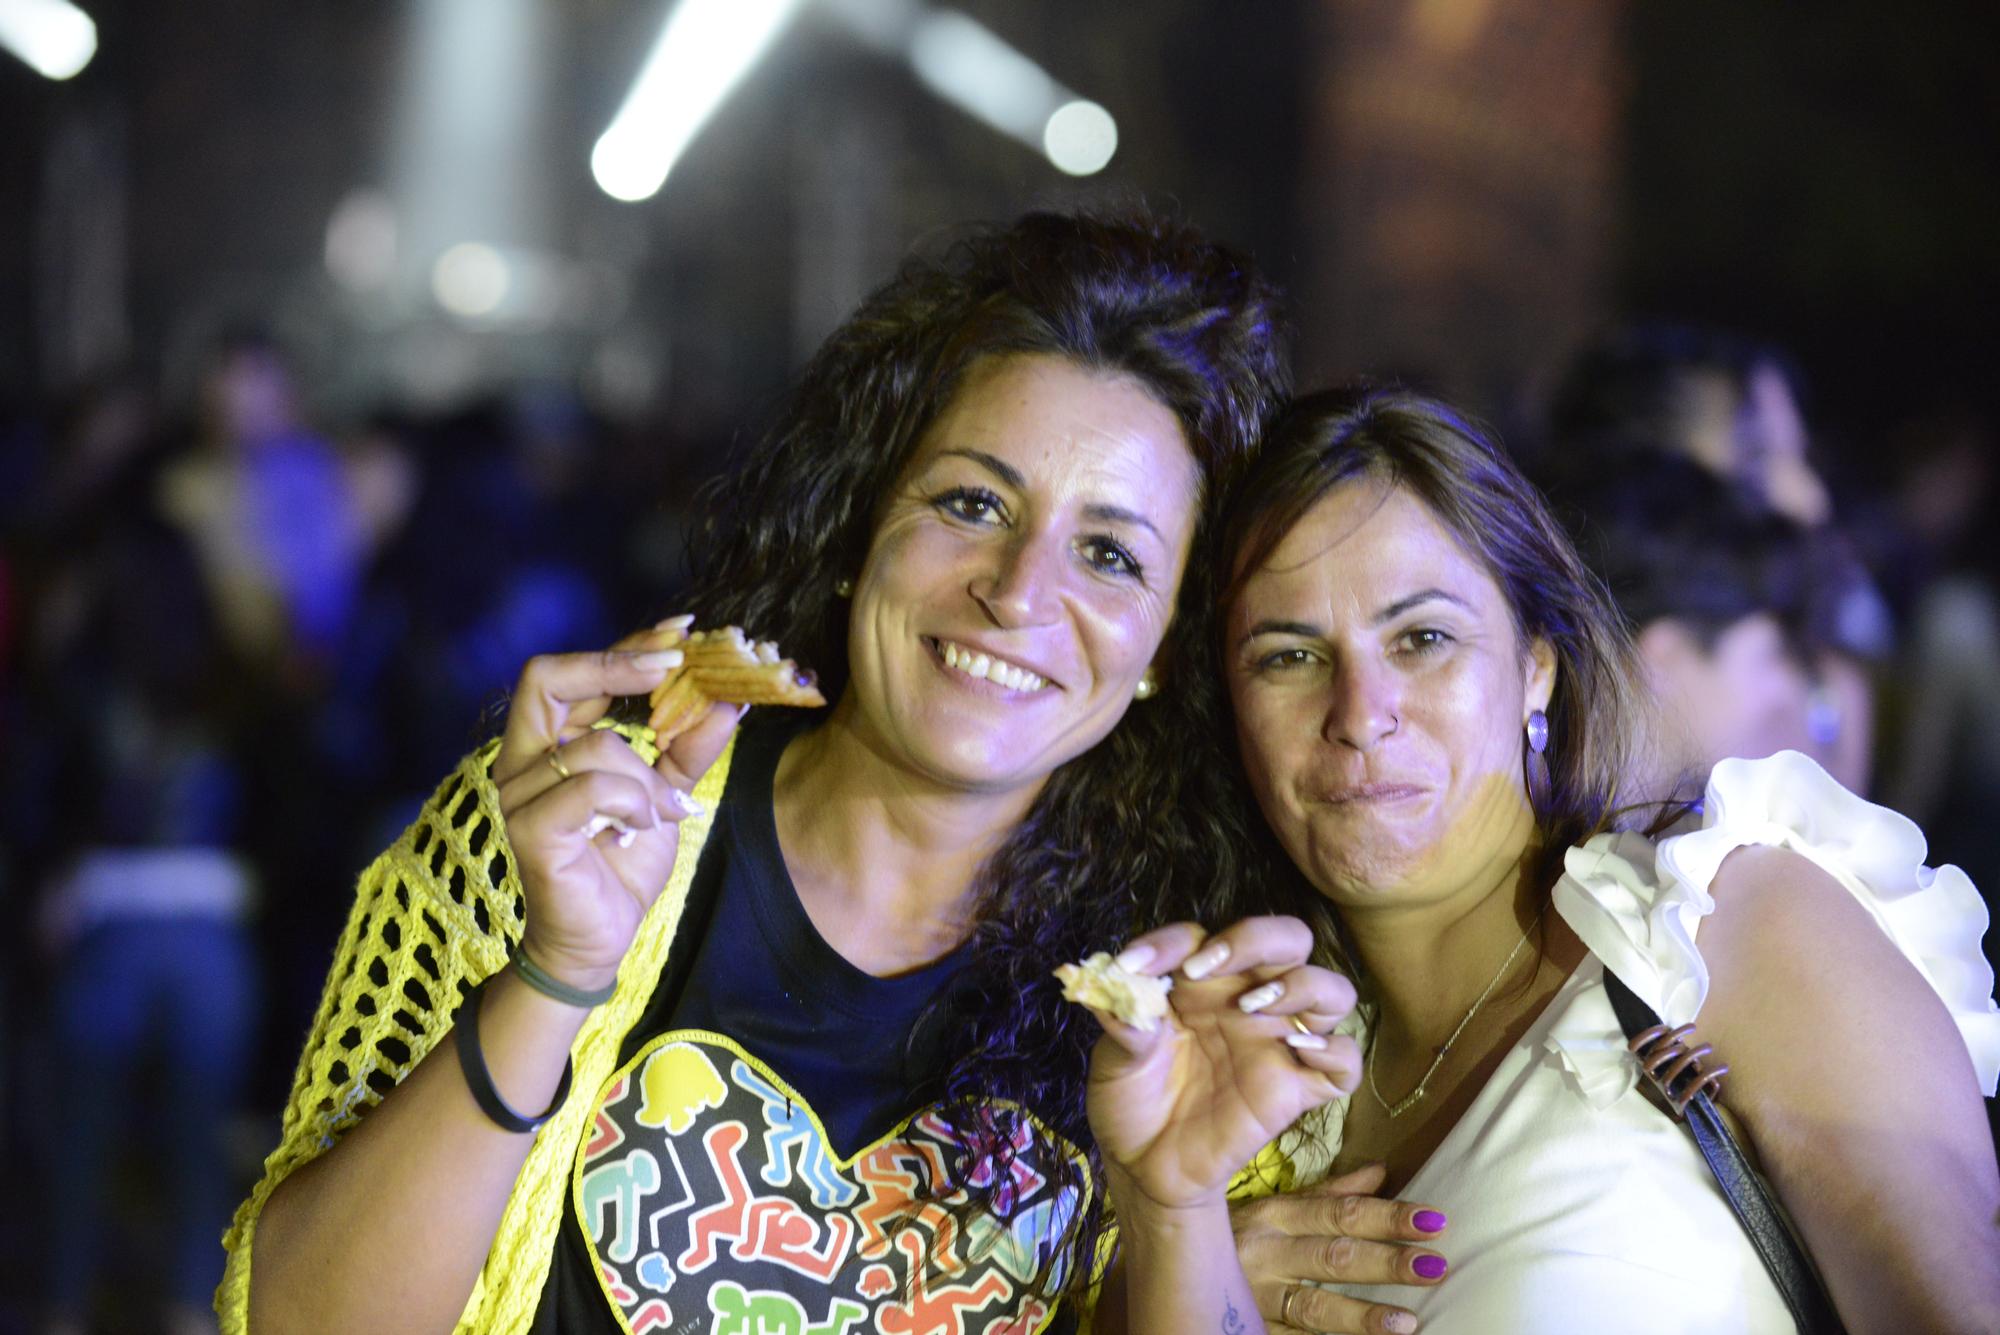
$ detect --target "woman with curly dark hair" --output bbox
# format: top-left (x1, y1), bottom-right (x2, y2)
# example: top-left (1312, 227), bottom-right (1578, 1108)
top-left (218, 208), bottom-right (1371, 1334)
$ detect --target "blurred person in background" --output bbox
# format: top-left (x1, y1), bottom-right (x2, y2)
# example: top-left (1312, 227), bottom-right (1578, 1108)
top-left (153, 331), bottom-right (418, 1117)
top-left (1567, 453), bottom-right (1832, 778)
top-left (1539, 322), bottom-right (1889, 793)
top-left (1538, 323), bottom-right (1828, 527)
top-left (6, 376), bottom-right (259, 1335)
top-left (1873, 411), bottom-right (2000, 1061)
top-left (158, 329), bottom-right (406, 680)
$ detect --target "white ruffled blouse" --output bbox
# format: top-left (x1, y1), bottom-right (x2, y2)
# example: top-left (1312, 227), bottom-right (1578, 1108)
top-left (1325, 751), bottom-right (1999, 1332)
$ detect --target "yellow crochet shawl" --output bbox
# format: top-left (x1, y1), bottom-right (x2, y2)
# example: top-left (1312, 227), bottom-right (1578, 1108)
top-left (216, 732), bottom-right (734, 1334)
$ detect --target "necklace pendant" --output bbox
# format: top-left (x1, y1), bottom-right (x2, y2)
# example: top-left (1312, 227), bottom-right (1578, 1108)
top-left (1363, 906), bottom-right (1547, 1122)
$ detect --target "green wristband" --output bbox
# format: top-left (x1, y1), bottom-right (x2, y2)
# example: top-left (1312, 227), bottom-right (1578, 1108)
top-left (511, 946), bottom-right (619, 1009)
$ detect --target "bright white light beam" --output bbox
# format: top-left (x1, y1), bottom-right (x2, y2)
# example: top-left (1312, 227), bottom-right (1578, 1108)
top-left (907, 10), bottom-right (1116, 176)
top-left (0, 0), bottom-right (98, 80)
top-left (591, 0), bottom-right (806, 203)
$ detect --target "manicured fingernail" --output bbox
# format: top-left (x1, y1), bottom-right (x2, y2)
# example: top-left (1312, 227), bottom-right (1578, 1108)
top-left (656, 613), bottom-right (696, 630)
top-left (1412, 1254), bottom-right (1447, 1279)
top-left (1284, 1031), bottom-right (1328, 1050)
top-left (633, 649), bottom-right (684, 671)
top-left (581, 813), bottom-right (643, 845)
top-left (1413, 1209), bottom-right (1447, 1233)
top-left (1384, 1313), bottom-right (1418, 1334)
top-left (1182, 942), bottom-right (1230, 980)
top-left (1237, 981), bottom-right (1285, 1013)
top-left (1114, 943), bottom-right (1155, 972)
top-left (665, 788), bottom-right (704, 817)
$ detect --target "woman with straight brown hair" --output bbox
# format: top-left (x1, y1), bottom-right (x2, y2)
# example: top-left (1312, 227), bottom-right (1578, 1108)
top-left (1217, 386), bottom-right (1999, 1334)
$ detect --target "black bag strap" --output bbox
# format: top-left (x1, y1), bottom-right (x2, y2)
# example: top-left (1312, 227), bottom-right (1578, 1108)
top-left (1602, 969), bottom-right (1847, 1334)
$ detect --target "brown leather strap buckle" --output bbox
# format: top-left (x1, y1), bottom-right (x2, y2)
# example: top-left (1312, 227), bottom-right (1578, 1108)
top-left (1627, 1021), bottom-right (1730, 1118)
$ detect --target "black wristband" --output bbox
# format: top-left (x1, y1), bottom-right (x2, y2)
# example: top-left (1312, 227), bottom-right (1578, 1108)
top-left (453, 973), bottom-right (575, 1133)
top-left (511, 945), bottom-right (618, 1009)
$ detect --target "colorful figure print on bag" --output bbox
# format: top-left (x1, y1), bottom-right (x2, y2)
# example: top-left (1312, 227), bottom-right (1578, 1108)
top-left (576, 1031), bottom-right (1087, 1335)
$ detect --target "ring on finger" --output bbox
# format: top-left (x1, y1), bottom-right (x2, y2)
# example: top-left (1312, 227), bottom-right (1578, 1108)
top-left (1280, 1283), bottom-right (1302, 1327)
top-left (1289, 1014), bottom-right (1315, 1036)
top-left (546, 745), bottom-right (573, 781)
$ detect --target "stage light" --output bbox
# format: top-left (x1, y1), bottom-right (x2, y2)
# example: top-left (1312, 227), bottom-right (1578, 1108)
top-left (325, 190), bottom-right (399, 293)
top-left (592, 0), bottom-right (806, 203)
top-left (904, 9), bottom-right (1116, 176)
top-left (432, 243), bottom-right (511, 319)
top-left (1043, 99), bottom-right (1116, 176)
top-left (908, 10), bottom-right (1055, 142)
top-left (0, 0), bottom-right (98, 80)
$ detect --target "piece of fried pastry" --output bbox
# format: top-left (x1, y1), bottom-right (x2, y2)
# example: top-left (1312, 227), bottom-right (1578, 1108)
top-left (1055, 951), bottom-right (1174, 1032)
top-left (646, 625), bottom-right (825, 740)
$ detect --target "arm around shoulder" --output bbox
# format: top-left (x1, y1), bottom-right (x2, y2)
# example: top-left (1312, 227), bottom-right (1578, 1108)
top-left (1697, 843), bottom-right (2000, 1335)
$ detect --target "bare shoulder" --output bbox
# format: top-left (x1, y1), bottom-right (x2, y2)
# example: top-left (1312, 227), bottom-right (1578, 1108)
top-left (1698, 843), bottom-right (1882, 981)
top-left (1696, 842), bottom-right (1973, 1105)
top-left (1688, 838), bottom-right (2000, 1332)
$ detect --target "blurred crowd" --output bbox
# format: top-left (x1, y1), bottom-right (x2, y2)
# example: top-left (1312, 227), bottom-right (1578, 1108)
top-left (1, 321), bottom-right (1996, 1332)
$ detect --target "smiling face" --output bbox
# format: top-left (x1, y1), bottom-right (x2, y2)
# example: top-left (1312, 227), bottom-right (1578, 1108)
top-left (1226, 480), bottom-right (1556, 909)
top-left (839, 353), bottom-right (1201, 799)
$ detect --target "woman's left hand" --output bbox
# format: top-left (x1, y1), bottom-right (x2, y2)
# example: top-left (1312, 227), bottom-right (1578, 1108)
top-left (1082, 916), bottom-right (1361, 1215)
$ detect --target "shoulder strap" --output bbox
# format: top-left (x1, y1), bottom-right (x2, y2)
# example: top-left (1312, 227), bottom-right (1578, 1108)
top-left (1602, 970), bottom-right (1847, 1335)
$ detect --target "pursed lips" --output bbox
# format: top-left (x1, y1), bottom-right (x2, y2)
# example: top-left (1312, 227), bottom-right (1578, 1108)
top-left (1312, 781), bottom-right (1427, 806)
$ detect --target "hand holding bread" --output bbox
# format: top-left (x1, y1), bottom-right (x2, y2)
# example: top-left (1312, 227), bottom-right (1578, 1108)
top-left (489, 620), bottom-right (822, 992)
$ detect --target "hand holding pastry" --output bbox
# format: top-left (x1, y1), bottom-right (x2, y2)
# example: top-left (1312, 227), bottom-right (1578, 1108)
top-left (489, 619), bottom-right (741, 993)
top-left (1065, 916), bottom-right (1362, 1216)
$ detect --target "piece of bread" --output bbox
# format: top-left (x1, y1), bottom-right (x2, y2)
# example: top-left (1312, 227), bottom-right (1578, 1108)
top-left (646, 625), bottom-right (826, 740)
top-left (1055, 951), bottom-right (1174, 1032)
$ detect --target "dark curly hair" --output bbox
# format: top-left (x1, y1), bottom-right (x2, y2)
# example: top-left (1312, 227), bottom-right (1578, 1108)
top-left (673, 207), bottom-right (1290, 1299)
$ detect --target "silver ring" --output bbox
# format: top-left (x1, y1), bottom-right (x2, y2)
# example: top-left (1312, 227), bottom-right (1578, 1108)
top-left (1281, 1284), bottom-right (1302, 1327)
top-left (545, 746), bottom-right (572, 781)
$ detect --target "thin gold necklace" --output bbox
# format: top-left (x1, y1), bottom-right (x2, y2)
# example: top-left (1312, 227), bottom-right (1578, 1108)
top-left (1366, 910), bottom-right (1544, 1119)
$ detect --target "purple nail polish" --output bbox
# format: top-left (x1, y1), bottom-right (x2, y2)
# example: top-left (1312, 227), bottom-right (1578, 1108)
top-left (1413, 1209), bottom-right (1447, 1233)
top-left (1412, 1254), bottom-right (1448, 1279)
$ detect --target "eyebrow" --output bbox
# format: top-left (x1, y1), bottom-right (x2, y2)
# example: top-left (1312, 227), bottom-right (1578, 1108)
top-left (943, 448), bottom-right (1025, 490)
top-left (1238, 618), bottom-right (1322, 650)
top-left (1374, 588), bottom-right (1472, 624)
top-left (1083, 502), bottom-right (1163, 544)
top-left (940, 448), bottom-right (1164, 543)
top-left (1235, 588), bottom-right (1473, 649)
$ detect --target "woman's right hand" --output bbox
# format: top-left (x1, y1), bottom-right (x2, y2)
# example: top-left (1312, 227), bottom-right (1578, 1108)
top-left (1231, 1162), bottom-right (1448, 1334)
top-left (490, 620), bottom-right (743, 993)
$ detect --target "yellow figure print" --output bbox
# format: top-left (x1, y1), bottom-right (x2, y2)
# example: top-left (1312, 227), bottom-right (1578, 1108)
top-left (635, 1041), bottom-right (728, 1134)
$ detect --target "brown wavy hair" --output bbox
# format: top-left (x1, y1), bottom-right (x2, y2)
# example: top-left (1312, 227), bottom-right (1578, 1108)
top-left (1218, 385), bottom-right (1667, 943)
top-left (676, 207), bottom-right (1290, 1300)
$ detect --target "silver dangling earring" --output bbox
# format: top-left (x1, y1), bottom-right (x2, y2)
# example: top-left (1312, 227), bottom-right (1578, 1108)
top-left (1134, 670), bottom-right (1158, 701)
top-left (1525, 709), bottom-right (1549, 755)
top-left (834, 577), bottom-right (854, 598)
top-left (1524, 708), bottom-right (1553, 815)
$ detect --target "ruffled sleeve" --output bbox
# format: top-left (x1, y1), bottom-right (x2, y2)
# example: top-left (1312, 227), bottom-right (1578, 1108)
top-left (1554, 750), bottom-right (2000, 1096)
